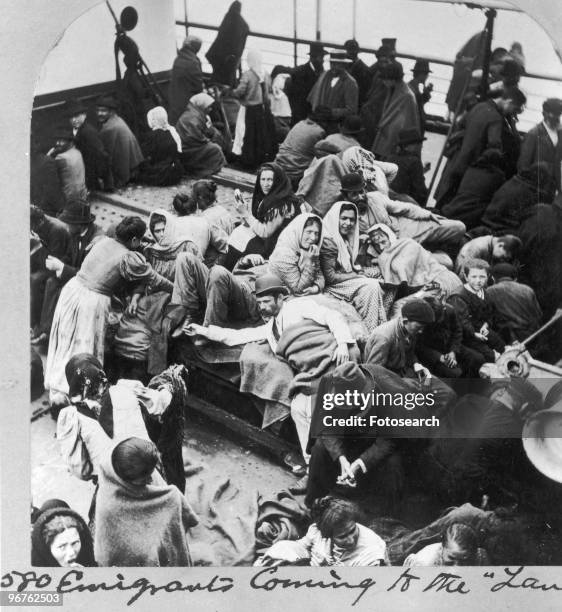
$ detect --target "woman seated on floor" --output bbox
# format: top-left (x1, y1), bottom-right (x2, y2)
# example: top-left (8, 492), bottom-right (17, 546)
top-left (255, 496), bottom-right (387, 567)
top-left (320, 201), bottom-right (387, 332)
top-left (138, 106), bottom-right (183, 186)
top-left (366, 223), bottom-right (463, 300)
top-left (172, 193), bottom-right (229, 266)
top-left (191, 179), bottom-right (236, 236)
top-left (269, 213), bottom-right (324, 296)
top-left (226, 163), bottom-right (305, 269)
top-left (404, 522), bottom-right (488, 567)
top-left (31, 500), bottom-right (96, 567)
top-left (94, 437), bottom-right (198, 566)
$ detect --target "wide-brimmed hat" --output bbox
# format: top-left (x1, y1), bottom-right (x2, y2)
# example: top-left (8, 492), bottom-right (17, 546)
top-left (402, 299), bottom-right (435, 324)
top-left (412, 59), bottom-right (432, 74)
top-left (398, 127), bottom-right (426, 146)
top-left (308, 42), bottom-right (328, 58)
top-left (96, 95), bottom-right (118, 110)
top-left (59, 200), bottom-right (95, 225)
top-left (329, 51), bottom-right (352, 64)
top-left (340, 115), bottom-right (364, 135)
top-left (340, 172), bottom-right (365, 193)
top-left (64, 98), bottom-right (88, 117)
top-left (53, 125), bottom-right (74, 141)
top-left (523, 400), bottom-right (562, 483)
top-left (255, 273), bottom-right (289, 297)
top-left (330, 362), bottom-right (369, 395)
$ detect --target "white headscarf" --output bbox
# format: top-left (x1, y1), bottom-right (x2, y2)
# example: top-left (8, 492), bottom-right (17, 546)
top-left (247, 49), bottom-right (265, 82)
top-left (322, 201), bottom-right (360, 273)
top-left (367, 223), bottom-right (398, 251)
top-left (146, 106), bottom-right (182, 153)
top-left (189, 92), bottom-right (215, 112)
top-left (269, 212), bottom-right (323, 270)
top-left (147, 208), bottom-right (199, 254)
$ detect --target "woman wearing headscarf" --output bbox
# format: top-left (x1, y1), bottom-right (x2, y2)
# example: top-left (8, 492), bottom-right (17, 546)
top-left (229, 49), bottom-right (276, 169)
top-left (206, 1), bottom-right (249, 87)
top-left (45, 217), bottom-right (172, 404)
top-left (139, 107), bottom-right (183, 186)
top-left (269, 213), bottom-right (324, 296)
top-left (112, 210), bottom-right (201, 379)
top-left (57, 354), bottom-right (189, 493)
top-left (31, 504), bottom-right (96, 567)
top-left (226, 163), bottom-right (304, 268)
top-left (94, 437), bottom-right (198, 566)
top-left (175, 92), bottom-right (226, 177)
top-left (366, 223), bottom-right (462, 299)
top-left (320, 201), bottom-right (387, 332)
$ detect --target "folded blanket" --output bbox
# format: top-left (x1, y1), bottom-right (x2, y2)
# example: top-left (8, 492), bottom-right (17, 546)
top-left (296, 155), bottom-right (347, 216)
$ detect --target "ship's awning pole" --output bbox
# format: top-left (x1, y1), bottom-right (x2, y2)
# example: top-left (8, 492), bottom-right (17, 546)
top-left (183, 0), bottom-right (188, 36)
top-left (352, 0), bottom-right (357, 39)
top-left (315, 0), bottom-right (322, 41)
top-left (293, 0), bottom-right (298, 67)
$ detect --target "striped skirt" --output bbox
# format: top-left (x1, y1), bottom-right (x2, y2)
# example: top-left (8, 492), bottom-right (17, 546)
top-left (327, 277), bottom-right (387, 333)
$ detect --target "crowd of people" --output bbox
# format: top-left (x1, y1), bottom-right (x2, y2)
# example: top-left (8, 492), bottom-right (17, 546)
top-left (30, 1), bottom-right (562, 568)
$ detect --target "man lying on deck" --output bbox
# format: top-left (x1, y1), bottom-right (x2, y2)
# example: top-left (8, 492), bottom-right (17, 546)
top-left (184, 272), bottom-right (360, 492)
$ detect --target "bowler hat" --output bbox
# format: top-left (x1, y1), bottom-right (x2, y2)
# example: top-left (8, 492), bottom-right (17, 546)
top-left (401, 299), bottom-right (435, 324)
top-left (96, 95), bottom-right (119, 110)
top-left (398, 127), bottom-right (425, 146)
top-left (412, 58), bottom-right (432, 74)
top-left (308, 42), bottom-right (327, 58)
top-left (543, 98), bottom-right (562, 116)
top-left (329, 51), bottom-right (352, 64)
top-left (523, 399), bottom-right (562, 483)
top-left (340, 172), bottom-right (365, 193)
top-left (340, 115), bottom-right (364, 135)
top-left (59, 200), bottom-right (95, 225)
top-left (53, 125), bottom-right (74, 141)
top-left (64, 98), bottom-right (88, 117)
top-left (255, 273), bottom-right (289, 297)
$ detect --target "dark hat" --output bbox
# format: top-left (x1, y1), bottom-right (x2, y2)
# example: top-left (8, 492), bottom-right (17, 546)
top-left (402, 299), bottom-right (435, 323)
top-left (310, 105), bottom-right (333, 123)
top-left (379, 60), bottom-right (404, 80)
top-left (53, 125), bottom-right (74, 141)
top-left (308, 42), bottom-right (328, 57)
top-left (412, 58), bottom-right (432, 74)
top-left (329, 51), bottom-right (352, 64)
top-left (96, 95), bottom-right (118, 110)
top-left (500, 58), bottom-right (523, 79)
top-left (543, 98), bottom-right (562, 116)
top-left (330, 362), bottom-right (369, 395)
top-left (381, 38), bottom-right (397, 51)
top-left (64, 98), bottom-right (88, 117)
top-left (344, 39), bottom-right (360, 52)
top-left (491, 262), bottom-right (517, 279)
top-left (398, 127), bottom-right (425, 146)
top-left (340, 115), bottom-right (364, 135)
top-left (59, 200), bottom-right (95, 225)
top-left (340, 172), bottom-right (365, 193)
top-left (255, 273), bottom-right (289, 297)
top-left (376, 44), bottom-right (395, 58)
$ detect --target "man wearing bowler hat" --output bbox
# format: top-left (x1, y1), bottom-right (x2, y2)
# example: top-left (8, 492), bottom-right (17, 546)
top-left (386, 127), bottom-right (429, 206)
top-left (64, 98), bottom-right (111, 191)
top-left (408, 59), bottom-right (433, 136)
top-left (31, 200), bottom-right (104, 345)
top-left (518, 98), bottom-right (562, 193)
top-left (286, 42), bottom-right (328, 125)
top-left (313, 114), bottom-right (364, 157)
top-left (47, 126), bottom-right (88, 204)
top-left (183, 272), bottom-right (357, 483)
top-left (96, 95), bottom-right (144, 188)
top-left (307, 51), bottom-right (359, 134)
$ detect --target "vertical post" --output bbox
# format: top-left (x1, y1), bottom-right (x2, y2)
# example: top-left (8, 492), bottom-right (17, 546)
top-left (183, 0), bottom-right (188, 35)
top-left (315, 0), bottom-right (321, 41)
top-left (479, 8), bottom-right (497, 98)
top-left (293, 0), bottom-right (298, 67)
top-left (352, 0), bottom-right (357, 39)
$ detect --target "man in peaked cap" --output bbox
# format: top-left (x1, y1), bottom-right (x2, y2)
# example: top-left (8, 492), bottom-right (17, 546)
top-left (183, 270), bottom-right (358, 482)
top-left (518, 97), bottom-right (562, 192)
top-left (307, 50), bottom-right (359, 134)
top-left (96, 95), bottom-right (144, 188)
top-left (286, 42), bottom-right (328, 125)
top-left (64, 98), bottom-right (111, 191)
top-left (31, 199), bottom-right (105, 345)
top-left (48, 125), bottom-right (88, 204)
